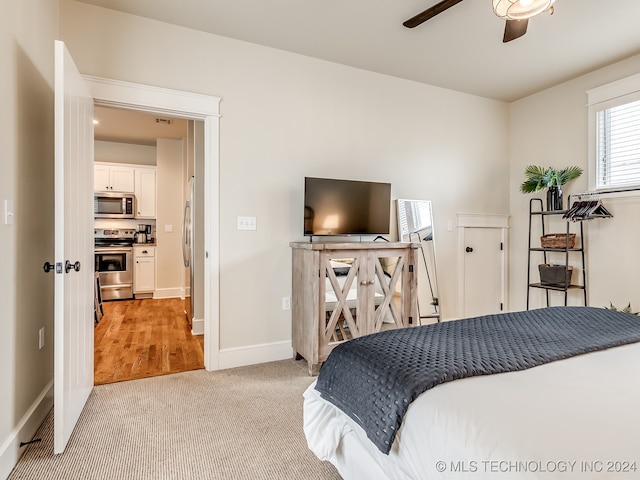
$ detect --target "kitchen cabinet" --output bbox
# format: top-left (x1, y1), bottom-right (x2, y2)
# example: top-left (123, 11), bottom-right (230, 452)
top-left (134, 245), bottom-right (155, 297)
top-left (94, 163), bottom-right (135, 193)
top-left (290, 241), bottom-right (419, 375)
top-left (134, 167), bottom-right (157, 218)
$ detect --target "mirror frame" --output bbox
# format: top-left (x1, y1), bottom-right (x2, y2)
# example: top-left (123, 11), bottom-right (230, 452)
top-left (396, 199), bottom-right (440, 322)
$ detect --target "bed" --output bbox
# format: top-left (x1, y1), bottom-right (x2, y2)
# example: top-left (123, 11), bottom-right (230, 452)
top-left (303, 306), bottom-right (640, 479)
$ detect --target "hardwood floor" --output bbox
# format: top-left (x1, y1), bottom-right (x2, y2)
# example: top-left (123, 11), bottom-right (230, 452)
top-left (94, 297), bottom-right (204, 385)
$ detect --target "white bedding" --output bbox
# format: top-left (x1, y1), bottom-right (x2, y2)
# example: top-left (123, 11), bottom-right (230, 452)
top-left (304, 341), bottom-right (640, 479)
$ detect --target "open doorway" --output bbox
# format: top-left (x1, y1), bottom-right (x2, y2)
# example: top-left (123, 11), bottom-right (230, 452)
top-left (93, 105), bottom-right (206, 384)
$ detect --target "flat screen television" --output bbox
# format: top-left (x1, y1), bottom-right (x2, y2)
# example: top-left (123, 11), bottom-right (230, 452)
top-left (304, 177), bottom-right (391, 236)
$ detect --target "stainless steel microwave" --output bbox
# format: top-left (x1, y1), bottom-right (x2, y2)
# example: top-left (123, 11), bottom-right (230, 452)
top-left (94, 193), bottom-right (135, 219)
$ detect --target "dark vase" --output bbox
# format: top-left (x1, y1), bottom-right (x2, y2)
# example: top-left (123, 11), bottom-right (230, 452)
top-left (546, 186), bottom-right (563, 211)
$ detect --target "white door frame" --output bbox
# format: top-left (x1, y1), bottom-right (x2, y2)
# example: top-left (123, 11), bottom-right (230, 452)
top-left (457, 213), bottom-right (509, 319)
top-left (83, 75), bottom-right (221, 370)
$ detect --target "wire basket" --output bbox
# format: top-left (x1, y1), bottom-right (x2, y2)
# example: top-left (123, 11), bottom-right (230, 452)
top-left (540, 233), bottom-right (576, 249)
top-left (539, 264), bottom-right (574, 287)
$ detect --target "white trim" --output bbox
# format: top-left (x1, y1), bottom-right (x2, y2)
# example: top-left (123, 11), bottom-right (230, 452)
top-left (191, 317), bottom-right (204, 336)
top-left (218, 341), bottom-right (293, 370)
top-left (152, 287), bottom-right (184, 299)
top-left (586, 72), bottom-right (640, 107)
top-left (587, 73), bottom-right (640, 194)
top-left (0, 382), bottom-right (53, 479)
top-left (457, 213), bottom-right (510, 229)
top-left (83, 75), bottom-right (221, 372)
top-left (82, 75), bottom-right (221, 118)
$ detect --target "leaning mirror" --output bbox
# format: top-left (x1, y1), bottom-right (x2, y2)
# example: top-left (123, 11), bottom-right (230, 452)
top-left (396, 199), bottom-right (440, 323)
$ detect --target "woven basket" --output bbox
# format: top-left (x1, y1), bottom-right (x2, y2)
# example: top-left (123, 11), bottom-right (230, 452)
top-left (540, 233), bottom-right (576, 249)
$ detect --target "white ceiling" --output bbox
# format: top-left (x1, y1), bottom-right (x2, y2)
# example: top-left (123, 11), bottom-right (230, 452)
top-left (93, 106), bottom-right (188, 146)
top-left (76, 0), bottom-right (640, 102)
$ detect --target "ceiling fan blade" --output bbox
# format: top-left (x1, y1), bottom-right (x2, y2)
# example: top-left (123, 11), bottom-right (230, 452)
top-left (403, 0), bottom-right (465, 28)
top-left (503, 19), bottom-right (528, 43)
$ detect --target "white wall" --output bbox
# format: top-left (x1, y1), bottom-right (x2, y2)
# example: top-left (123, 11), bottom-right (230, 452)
top-left (59, 0), bottom-right (510, 351)
top-left (0, 0), bottom-right (58, 477)
top-left (156, 138), bottom-right (186, 296)
top-left (94, 140), bottom-right (156, 165)
top-left (509, 54), bottom-right (640, 311)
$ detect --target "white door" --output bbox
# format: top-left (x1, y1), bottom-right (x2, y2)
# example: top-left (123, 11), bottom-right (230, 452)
top-left (54, 40), bottom-right (95, 454)
top-left (462, 227), bottom-right (505, 318)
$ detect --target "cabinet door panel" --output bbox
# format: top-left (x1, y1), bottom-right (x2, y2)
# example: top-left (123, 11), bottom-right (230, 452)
top-left (109, 166), bottom-right (135, 192)
top-left (94, 165), bottom-right (110, 191)
top-left (135, 168), bottom-right (156, 218)
top-left (321, 253), bottom-right (365, 347)
top-left (134, 257), bottom-right (155, 293)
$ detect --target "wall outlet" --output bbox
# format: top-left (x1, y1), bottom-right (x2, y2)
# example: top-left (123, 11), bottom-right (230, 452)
top-left (38, 327), bottom-right (45, 350)
top-left (282, 296), bottom-right (291, 311)
top-left (164, 224), bottom-right (173, 233)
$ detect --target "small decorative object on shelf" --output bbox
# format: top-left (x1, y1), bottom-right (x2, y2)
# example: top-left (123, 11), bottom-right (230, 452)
top-left (538, 264), bottom-right (573, 287)
top-left (540, 233), bottom-right (576, 249)
top-left (520, 165), bottom-right (583, 211)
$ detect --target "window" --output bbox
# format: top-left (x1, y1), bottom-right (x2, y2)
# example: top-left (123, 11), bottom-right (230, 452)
top-left (588, 73), bottom-right (640, 192)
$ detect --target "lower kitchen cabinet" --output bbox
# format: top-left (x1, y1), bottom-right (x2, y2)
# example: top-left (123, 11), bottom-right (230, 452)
top-left (134, 245), bottom-right (155, 298)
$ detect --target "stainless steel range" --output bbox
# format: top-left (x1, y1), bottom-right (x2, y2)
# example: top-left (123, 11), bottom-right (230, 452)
top-left (94, 228), bottom-right (136, 300)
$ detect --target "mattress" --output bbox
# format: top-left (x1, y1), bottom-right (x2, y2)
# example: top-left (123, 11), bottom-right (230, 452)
top-left (304, 341), bottom-right (640, 479)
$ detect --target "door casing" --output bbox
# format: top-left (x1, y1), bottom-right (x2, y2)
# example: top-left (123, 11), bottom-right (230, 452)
top-left (83, 75), bottom-right (221, 370)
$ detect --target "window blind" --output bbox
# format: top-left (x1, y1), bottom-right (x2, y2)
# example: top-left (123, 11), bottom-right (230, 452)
top-left (596, 98), bottom-right (640, 189)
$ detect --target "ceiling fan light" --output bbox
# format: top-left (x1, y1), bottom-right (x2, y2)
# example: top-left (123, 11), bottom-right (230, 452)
top-left (492, 0), bottom-right (557, 20)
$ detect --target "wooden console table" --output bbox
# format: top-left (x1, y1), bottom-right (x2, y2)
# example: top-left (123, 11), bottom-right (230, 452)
top-left (290, 241), bottom-right (419, 375)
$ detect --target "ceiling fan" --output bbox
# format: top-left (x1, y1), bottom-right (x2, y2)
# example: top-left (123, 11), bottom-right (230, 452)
top-left (403, 0), bottom-right (557, 43)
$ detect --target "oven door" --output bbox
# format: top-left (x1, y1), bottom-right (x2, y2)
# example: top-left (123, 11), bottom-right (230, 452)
top-left (95, 247), bottom-right (133, 300)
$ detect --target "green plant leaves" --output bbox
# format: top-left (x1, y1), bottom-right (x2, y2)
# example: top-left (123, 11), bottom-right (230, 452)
top-left (520, 165), bottom-right (583, 193)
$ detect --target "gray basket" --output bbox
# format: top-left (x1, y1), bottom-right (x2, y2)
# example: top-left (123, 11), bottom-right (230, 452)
top-left (538, 264), bottom-right (574, 287)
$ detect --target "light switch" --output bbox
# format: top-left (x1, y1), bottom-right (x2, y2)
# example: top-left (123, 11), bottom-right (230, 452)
top-left (4, 199), bottom-right (14, 226)
top-left (237, 216), bottom-right (257, 231)
top-left (164, 224), bottom-right (173, 233)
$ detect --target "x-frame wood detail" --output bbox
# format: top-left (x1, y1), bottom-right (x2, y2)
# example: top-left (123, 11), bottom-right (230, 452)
top-left (291, 242), bottom-right (419, 375)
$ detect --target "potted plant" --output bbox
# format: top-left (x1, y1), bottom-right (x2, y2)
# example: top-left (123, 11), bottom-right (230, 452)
top-left (520, 165), bottom-right (583, 211)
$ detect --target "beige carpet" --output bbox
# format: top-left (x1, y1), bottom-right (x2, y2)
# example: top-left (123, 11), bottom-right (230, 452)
top-left (8, 360), bottom-right (342, 480)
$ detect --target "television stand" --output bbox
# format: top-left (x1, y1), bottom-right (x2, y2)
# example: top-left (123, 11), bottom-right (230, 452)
top-left (290, 241), bottom-right (420, 375)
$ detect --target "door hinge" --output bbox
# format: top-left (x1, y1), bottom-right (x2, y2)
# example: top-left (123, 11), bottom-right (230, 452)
top-left (500, 302), bottom-right (504, 311)
top-left (408, 316), bottom-right (413, 325)
top-left (409, 264), bottom-right (414, 273)
top-left (500, 242), bottom-right (504, 251)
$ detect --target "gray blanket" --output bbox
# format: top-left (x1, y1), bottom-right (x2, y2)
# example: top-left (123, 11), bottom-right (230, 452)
top-left (314, 306), bottom-right (640, 454)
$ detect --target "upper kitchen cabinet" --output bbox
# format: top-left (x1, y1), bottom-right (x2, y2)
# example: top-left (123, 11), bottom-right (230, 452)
top-left (94, 163), bottom-right (135, 193)
top-left (135, 167), bottom-right (157, 219)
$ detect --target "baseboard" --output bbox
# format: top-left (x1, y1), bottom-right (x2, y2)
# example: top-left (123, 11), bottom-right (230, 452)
top-left (152, 288), bottom-right (183, 299)
top-left (0, 381), bottom-right (53, 480)
top-left (191, 317), bottom-right (204, 336)
top-left (218, 341), bottom-right (292, 370)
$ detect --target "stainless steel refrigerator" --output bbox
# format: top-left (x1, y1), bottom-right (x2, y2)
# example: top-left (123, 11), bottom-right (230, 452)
top-left (182, 175), bottom-right (195, 324)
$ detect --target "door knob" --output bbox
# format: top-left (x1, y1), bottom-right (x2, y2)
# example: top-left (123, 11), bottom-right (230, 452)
top-left (465, 246), bottom-right (474, 253)
top-left (43, 261), bottom-right (54, 273)
top-left (65, 260), bottom-right (81, 273)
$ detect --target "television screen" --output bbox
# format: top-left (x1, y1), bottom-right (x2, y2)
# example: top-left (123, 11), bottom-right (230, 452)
top-left (304, 177), bottom-right (391, 236)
